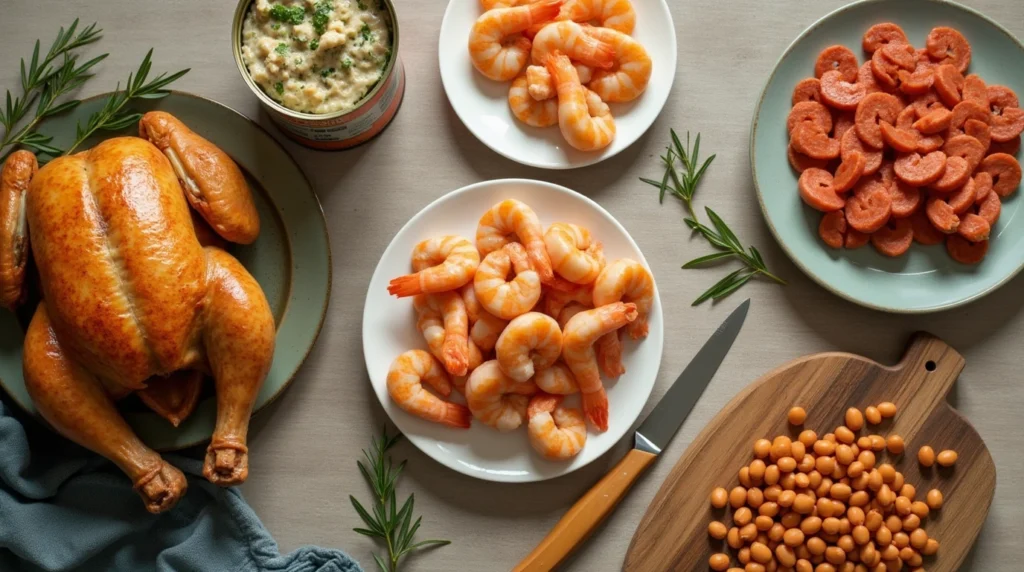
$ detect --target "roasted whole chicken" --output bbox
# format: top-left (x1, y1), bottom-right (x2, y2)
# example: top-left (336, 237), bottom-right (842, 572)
top-left (0, 112), bottom-right (275, 513)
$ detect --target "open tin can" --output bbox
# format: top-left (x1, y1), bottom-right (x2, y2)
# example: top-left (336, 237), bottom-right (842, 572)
top-left (231, 0), bottom-right (405, 150)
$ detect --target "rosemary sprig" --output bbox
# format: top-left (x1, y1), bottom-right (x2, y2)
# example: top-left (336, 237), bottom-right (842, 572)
top-left (65, 49), bottom-right (189, 155)
top-left (350, 428), bottom-right (450, 572)
top-left (642, 129), bottom-right (785, 305)
top-left (0, 19), bottom-right (105, 161)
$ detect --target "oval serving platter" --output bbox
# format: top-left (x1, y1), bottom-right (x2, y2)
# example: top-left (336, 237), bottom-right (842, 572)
top-left (0, 91), bottom-right (332, 450)
top-left (362, 179), bottom-right (664, 482)
top-left (752, 0), bottom-right (1024, 313)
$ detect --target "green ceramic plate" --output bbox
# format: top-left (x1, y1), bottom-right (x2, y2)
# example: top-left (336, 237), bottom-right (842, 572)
top-left (752, 0), bottom-right (1024, 313)
top-left (0, 91), bottom-right (331, 450)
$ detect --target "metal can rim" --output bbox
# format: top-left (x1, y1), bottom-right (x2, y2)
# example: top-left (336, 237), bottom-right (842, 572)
top-left (231, 0), bottom-right (401, 121)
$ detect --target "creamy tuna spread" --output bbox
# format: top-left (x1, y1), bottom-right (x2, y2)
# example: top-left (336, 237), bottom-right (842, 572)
top-left (241, 0), bottom-right (392, 115)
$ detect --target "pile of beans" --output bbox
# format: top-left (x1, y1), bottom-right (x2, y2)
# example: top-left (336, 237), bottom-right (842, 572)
top-left (706, 402), bottom-right (957, 572)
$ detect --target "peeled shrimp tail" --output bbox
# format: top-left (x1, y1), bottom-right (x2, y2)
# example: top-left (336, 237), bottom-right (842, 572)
top-left (581, 390), bottom-right (609, 432)
top-left (595, 331), bottom-right (625, 378)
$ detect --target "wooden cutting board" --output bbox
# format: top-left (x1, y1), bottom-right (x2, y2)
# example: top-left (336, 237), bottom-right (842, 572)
top-left (625, 333), bottom-right (994, 572)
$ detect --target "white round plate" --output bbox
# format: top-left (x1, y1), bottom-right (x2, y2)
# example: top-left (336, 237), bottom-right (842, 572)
top-left (438, 0), bottom-right (677, 170)
top-left (363, 179), bottom-right (664, 482)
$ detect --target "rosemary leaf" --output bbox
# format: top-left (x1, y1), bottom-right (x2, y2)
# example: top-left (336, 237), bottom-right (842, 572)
top-left (351, 427), bottom-right (450, 572)
top-left (645, 129), bottom-right (784, 304)
top-left (682, 251), bottom-right (737, 268)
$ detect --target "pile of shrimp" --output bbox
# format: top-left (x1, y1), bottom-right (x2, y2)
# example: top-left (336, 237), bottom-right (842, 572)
top-left (468, 0), bottom-right (653, 152)
top-left (385, 199), bottom-right (655, 462)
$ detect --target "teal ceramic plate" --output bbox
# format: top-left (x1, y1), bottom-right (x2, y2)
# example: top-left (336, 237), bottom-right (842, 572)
top-left (752, 0), bottom-right (1024, 313)
top-left (0, 92), bottom-right (331, 450)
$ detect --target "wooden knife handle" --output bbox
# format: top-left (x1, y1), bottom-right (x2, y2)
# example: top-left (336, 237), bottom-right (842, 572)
top-left (512, 448), bottom-right (657, 572)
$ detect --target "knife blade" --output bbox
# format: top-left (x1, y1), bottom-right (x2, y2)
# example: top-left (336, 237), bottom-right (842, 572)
top-left (513, 299), bottom-right (750, 572)
top-left (634, 298), bottom-right (750, 455)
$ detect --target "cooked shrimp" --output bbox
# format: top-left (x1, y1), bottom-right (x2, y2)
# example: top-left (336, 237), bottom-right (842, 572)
top-left (387, 350), bottom-right (471, 428)
top-left (560, 0), bottom-right (636, 34)
top-left (592, 258), bottom-right (654, 339)
top-left (452, 339), bottom-right (485, 394)
top-left (544, 282), bottom-right (593, 317)
top-left (509, 73), bottom-right (559, 127)
top-left (583, 25), bottom-right (652, 103)
top-left (413, 292), bottom-right (470, 376)
top-left (389, 235), bottom-right (479, 297)
top-left (530, 20), bottom-right (615, 69)
top-left (481, 0), bottom-right (535, 9)
top-left (526, 63), bottom-right (593, 100)
top-left (562, 302), bottom-right (637, 431)
top-left (547, 52), bottom-right (616, 152)
top-left (544, 222), bottom-right (605, 284)
top-left (556, 302), bottom-right (589, 328)
top-left (527, 393), bottom-right (587, 460)
top-left (476, 199), bottom-right (553, 282)
top-left (534, 362), bottom-right (579, 394)
top-left (495, 312), bottom-right (563, 382)
top-left (595, 330), bottom-right (624, 378)
top-left (469, 0), bottom-right (563, 82)
top-left (465, 360), bottom-right (538, 431)
top-left (474, 242), bottom-right (542, 320)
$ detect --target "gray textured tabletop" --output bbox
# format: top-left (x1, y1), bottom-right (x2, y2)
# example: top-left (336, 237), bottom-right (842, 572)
top-left (3, 1), bottom-right (1023, 570)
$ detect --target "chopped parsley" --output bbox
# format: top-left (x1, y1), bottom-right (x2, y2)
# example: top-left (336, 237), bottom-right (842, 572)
top-left (313, 1), bottom-right (332, 35)
top-left (271, 23), bottom-right (281, 30)
top-left (269, 4), bottom-right (305, 25)
top-left (309, 38), bottom-right (320, 50)
top-left (341, 57), bottom-right (353, 70)
top-left (291, 34), bottom-right (307, 43)
top-left (320, 67), bottom-right (335, 77)
top-left (274, 43), bottom-right (289, 55)
top-left (358, 23), bottom-right (373, 44)
top-left (294, 57), bottom-right (304, 65)
top-left (274, 82), bottom-right (284, 94)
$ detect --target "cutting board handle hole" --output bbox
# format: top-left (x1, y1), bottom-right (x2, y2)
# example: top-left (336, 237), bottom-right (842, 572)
top-left (925, 360), bottom-right (937, 372)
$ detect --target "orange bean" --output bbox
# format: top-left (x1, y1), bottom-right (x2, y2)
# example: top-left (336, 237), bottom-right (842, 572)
top-left (886, 435), bottom-right (905, 455)
top-left (937, 449), bottom-right (958, 466)
top-left (710, 553), bottom-right (730, 571)
top-left (711, 487), bottom-right (729, 508)
top-left (709, 520), bottom-right (728, 539)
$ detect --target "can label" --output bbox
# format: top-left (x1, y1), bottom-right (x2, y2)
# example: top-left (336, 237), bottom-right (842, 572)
top-left (270, 57), bottom-right (405, 150)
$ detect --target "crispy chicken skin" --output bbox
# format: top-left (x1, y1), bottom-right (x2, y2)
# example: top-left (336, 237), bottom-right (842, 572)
top-left (0, 150), bottom-right (37, 309)
top-left (139, 111), bottom-right (260, 244)
top-left (4, 122), bottom-right (274, 514)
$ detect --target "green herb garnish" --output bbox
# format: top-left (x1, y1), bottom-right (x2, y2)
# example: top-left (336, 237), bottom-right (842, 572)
top-left (294, 57), bottom-right (303, 65)
top-left (341, 57), bottom-right (353, 70)
top-left (359, 23), bottom-right (373, 44)
top-left (275, 43), bottom-right (289, 55)
top-left (271, 22), bottom-right (281, 30)
top-left (313, 1), bottom-right (332, 35)
top-left (320, 67), bottom-right (335, 77)
top-left (309, 38), bottom-right (320, 50)
top-left (269, 4), bottom-right (305, 25)
top-left (351, 428), bottom-right (450, 572)
top-left (641, 130), bottom-right (785, 305)
top-left (0, 19), bottom-right (105, 161)
top-left (274, 81), bottom-right (284, 94)
top-left (65, 49), bottom-right (188, 155)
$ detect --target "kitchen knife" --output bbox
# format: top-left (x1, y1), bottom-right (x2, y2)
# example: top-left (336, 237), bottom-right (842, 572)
top-left (512, 299), bottom-right (751, 572)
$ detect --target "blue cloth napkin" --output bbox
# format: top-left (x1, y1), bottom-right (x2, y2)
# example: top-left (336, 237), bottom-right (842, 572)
top-left (0, 396), bottom-right (363, 572)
